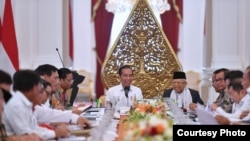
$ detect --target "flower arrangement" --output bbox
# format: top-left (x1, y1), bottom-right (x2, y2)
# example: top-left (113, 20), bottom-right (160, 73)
top-left (124, 99), bottom-right (173, 141)
top-left (124, 115), bottom-right (173, 141)
top-left (129, 99), bottom-right (167, 122)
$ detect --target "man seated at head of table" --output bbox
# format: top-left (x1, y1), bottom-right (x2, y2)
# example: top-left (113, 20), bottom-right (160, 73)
top-left (163, 71), bottom-right (204, 111)
top-left (106, 65), bottom-right (143, 112)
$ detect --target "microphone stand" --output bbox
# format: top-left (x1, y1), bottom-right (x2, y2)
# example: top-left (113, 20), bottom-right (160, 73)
top-left (55, 48), bottom-right (84, 106)
top-left (56, 48), bottom-right (65, 67)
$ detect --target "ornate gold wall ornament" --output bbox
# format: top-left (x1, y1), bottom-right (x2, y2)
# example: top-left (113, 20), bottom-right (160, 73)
top-left (101, 0), bottom-right (182, 98)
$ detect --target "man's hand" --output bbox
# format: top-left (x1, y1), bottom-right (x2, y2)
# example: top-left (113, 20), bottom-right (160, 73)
top-left (55, 124), bottom-right (70, 138)
top-left (8, 133), bottom-right (43, 141)
top-left (189, 103), bottom-right (197, 111)
top-left (210, 103), bottom-right (218, 111)
top-left (77, 116), bottom-right (91, 128)
top-left (72, 108), bottom-right (83, 115)
top-left (215, 115), bottom-right (230, 125)
top-left (240, 110), bottom-right (249, 119)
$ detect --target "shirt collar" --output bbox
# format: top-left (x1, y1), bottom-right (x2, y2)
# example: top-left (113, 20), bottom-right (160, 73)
top-left (247, 87), bottom-right (250, 94)
top-left (15, 91), bottom-right (33, 108)
top-left (239, 94), bottom-right (250, 105)
top-left (118, 83), bottom-right (131, 92)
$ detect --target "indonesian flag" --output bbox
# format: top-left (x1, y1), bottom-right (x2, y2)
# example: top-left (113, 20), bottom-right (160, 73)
top-left (0, 0), bottom-right (19, 75)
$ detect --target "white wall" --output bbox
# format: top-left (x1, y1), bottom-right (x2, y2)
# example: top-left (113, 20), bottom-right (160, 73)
top-left (179, 0), bottom-right (205, 73)
top-left (211, 0), bottom-right (242, 69)
top-left (12, 0), bottom-right (64, 69)
top-left (4, 0), bottom-right (250, 97)
top-left (72, 0), bottom-right (96, 73)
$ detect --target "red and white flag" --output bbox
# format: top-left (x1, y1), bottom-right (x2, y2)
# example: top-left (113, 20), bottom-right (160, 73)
top-left (0, 0), bottom-right (19, 75)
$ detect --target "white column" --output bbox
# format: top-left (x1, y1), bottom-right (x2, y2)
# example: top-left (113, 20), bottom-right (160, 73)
top-left (211, 0), bottom-right (243, 69)
top-left (200, 0), bottom-right (213, 104)
top-left (73, 0), bottom-right (96, 97)
top-left (35, 0), bottom-right (64, 68)
top-left (14, 0), bottom-right (64, 69)
top-left (13, 0), bottom-right (39, 69)
top-left (239, 0), bottom-right (250, 69)
top-left (202, 0), bottom-right (250, 104)
top-left (72, 0), bottom-right (96, 72)
top-left (179, 0), bottom-right (205, 73)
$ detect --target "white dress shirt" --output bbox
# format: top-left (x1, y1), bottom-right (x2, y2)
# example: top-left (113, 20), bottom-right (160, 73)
top-left (34, 105), bottom-right (79, 124)
top-left (106, 84), bottom-right (143, 108)
top-left (215, 94), bottom-right (250, 121)
top-left (247, 87), bottom-right (250, 95)
top-left (2, 91), bottom-right (56, 140)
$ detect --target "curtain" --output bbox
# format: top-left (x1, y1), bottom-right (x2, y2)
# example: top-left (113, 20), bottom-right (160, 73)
top-left (160, 0), bottom-right (183, 54)
top-left (92, 0), bottom-right (114, 98)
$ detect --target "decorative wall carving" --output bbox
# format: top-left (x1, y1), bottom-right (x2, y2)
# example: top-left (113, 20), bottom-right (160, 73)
top-left (102, 0), bottom-right (182, 98)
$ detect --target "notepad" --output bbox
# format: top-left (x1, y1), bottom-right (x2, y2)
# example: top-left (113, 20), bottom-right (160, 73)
top-left (58, 136), bottom-right (86, 141)
top-left (196, 104), bottom-right (218, 125)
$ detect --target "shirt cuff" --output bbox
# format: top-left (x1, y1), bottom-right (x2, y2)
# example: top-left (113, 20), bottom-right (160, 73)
top-left (45, 130), bottom-right (56, 140)
top-left (38, 127), bottom-right (56, 140)
top-left (215, 107), bottom-right (225, 113)
top-left (70, 113), bottom-right (79, 124)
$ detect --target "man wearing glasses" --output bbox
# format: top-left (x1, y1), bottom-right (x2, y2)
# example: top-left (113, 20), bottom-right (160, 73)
top-left (210, 68), bottom-right (233, 113)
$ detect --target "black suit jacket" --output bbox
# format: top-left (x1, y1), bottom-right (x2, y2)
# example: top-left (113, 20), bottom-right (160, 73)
top-left (162, 88), bottom-right (204, 105)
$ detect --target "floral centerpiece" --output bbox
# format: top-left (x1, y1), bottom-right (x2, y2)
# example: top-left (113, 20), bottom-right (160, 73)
top-left (124, 99), bottom-right (173, 141)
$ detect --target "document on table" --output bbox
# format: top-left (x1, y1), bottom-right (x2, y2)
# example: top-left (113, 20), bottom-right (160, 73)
top-left (196, 104), bottom-right (219, 125)
top-left (58, 136), bottom-right (86, 141)
top-left (47, 136), bottom-right (86, 141)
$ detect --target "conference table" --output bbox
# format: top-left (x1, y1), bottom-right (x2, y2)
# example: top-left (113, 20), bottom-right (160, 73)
top-left (62, 99), bottom-right (196, 141)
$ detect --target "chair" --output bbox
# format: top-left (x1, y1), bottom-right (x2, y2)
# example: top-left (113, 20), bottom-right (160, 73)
top-left (99, 95), bottom-right (106, 107)
top-left (185, 70), bottom-right (201, 92)
top-left (76, 69), bottom-right (93, 102)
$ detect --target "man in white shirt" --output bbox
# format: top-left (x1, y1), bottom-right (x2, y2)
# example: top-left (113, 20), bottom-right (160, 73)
top-left (242, 66), bottom-right (250, 95)
top-left (106, 65), bottom-right (143, 110)
top-left (214, 80), bottom-right (249, 122)
top-left (237, 66), bottom-right (250, 120)
top-left (1, 69), bottom-right (91, 129)
top-left (0, 88), bottom-right (41, 141)
top-left (2, 70), bottom-right (69, 140)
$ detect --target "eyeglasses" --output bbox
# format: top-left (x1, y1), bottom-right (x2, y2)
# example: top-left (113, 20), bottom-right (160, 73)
top-left (212, 78), bottom-right (224, 83)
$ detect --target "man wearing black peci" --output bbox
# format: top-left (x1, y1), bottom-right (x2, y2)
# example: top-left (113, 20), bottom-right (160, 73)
top-left (163, 71), bottom-right (204, 111)
top-left (106, 65), bottom-right (143, 109)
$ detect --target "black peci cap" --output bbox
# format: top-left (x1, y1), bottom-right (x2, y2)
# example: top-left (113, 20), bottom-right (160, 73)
top-left (173, 71), bottom-right (186, 79)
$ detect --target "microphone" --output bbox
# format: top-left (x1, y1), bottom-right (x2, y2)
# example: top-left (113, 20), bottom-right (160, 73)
top-left (124, 86), bottom-right (130, 98)
top-left (56, 48), bottom-right (65, 67)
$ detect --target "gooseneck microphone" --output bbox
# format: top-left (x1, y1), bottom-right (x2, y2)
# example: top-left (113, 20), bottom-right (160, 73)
top-left (56, 48), bottom-right (65, 67)
top-left (124, 86), bottom-right (130, 98)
